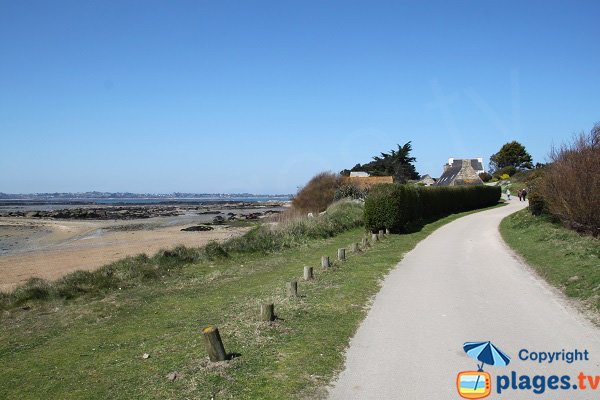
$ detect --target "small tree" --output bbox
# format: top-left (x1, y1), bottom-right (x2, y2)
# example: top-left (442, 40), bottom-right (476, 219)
top-left (478, 172), bottom-right (492, 182)
top-left (341, 142), bottom-right (420, 183)
top-left (292, 172), bottom-right (341, 213)
top-left (489, 141), bottom-right (533, 173)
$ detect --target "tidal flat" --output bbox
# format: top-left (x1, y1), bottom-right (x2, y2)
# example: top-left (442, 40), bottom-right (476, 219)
top-left (0, 202), bottom-right (288, 292)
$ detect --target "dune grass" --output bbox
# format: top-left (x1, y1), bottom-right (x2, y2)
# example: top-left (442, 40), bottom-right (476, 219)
top-left (500, 210), bottom-right (600, 315)
top-left (0, 203), bottom-right (500, 399)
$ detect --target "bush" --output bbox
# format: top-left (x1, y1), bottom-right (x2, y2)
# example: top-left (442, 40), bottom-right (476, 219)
top-left (225, 200), bottom-right (364, 254)
top-left (158, 245), bottom-right (204, 264)
top-left (292, 172), bottom-right (341, 213)
top-left (493, 165), bottom-right (517, 179)
top-left (365, 184), bottom-right (501, 233)
top-left (9, 278), bottom-right (54, 305)
top-left (204, 241), bottom-right (229, 260)
top-left (364, 184), bottom-right (420, 232)
top-left (333, 184), bottom-right (368, 201)
top-left (479, 172), bottom-right (492, 182)
top-left (522, 168), bottom-right (546, 216)
top-left (528, 191), bottom-right (546, 216)
top-left (538, 123), bottom-right (600, 236)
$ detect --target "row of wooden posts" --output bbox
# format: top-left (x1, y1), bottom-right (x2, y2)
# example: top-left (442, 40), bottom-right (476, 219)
top-left (201, 228), bottom-right (390, 362)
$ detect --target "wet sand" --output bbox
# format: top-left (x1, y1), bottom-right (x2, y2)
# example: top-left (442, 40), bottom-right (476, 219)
top-left (0, 216), bottom-right (251, 292)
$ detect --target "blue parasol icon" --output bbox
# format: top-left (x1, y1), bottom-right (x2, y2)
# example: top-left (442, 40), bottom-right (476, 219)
top-left (464, 341), bottom-right (511, 370)
top-left (463, 341), bottom-right (511, 392)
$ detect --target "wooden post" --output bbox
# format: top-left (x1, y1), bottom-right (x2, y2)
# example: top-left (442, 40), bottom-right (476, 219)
top-left (303, 266), bottom-right (313, 280)
top-left (361, 237), bottom-right (369, 249)
top-left (260, 303), bottom-right (275, 322)
top-left (321, 256), bottom-right (330, 269)
top-left (371, 233), bottom-right (379, 242)
top-left (287, 281), bottom-right (298, 297)
top-left (385, 228), bottom-right (390, 235)
top-left (349, 243), bottom-right (359, 253)
top-left (338, 248), bottom-right (346, 261)
top-left (202, 326), bottom-right (227, 362)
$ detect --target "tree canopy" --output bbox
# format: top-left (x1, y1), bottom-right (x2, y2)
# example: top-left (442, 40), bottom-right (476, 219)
top-left (489, 141), bottom-right (533, 172)
top-left (340, 142), bottom-right (420, 183)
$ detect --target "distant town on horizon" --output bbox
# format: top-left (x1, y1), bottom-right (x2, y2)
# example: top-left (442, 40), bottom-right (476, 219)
top-left (0, 192), bottom-right (293, 200)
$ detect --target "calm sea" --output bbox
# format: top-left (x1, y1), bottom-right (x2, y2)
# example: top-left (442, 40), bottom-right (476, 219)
top-left (0, 197), bottom-right (291, 212)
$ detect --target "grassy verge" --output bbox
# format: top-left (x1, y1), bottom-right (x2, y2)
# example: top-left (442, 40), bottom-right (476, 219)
top-left (500, 210), bottom-right (600, 316)
top-left (1, 205), bottom-right (498, 399)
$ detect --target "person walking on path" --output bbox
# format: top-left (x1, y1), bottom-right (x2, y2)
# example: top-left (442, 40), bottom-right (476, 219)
top-left (506, 188), bottom-right (511, 200)
top-left (522, 188), bottom-right (528, 201)
top-left (518, 189), bottom-right (523, 201)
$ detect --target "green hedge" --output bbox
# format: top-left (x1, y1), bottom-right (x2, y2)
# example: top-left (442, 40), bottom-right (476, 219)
top-left (364, 184), bottom-right (501, 232)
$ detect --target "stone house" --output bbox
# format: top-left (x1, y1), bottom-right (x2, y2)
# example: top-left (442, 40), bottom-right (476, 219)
top-left (417, 174), bottom-right (436, 186)
top-left (434, 158), bottom-right (484, 186)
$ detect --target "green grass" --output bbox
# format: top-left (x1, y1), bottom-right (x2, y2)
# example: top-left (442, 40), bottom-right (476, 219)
top-left (500, 210), bottom-right (600, 315)
top-left (1, 205), bottom-right (498, 399)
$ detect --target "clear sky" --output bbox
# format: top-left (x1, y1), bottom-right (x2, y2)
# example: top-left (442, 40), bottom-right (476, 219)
top-left (1, 0), bottom-right (599, 194)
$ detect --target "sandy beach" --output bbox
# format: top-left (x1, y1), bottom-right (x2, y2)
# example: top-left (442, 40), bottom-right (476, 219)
top-left (0, 203), bottom-right (285, 292)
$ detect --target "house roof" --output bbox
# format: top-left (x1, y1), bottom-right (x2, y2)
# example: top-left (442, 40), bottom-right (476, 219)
top-left (452, 159), bottom-right (484, 171)
top-left (349, 171), bottom-right (370, 177)
top-left (341, 176), bottom-right (394, 189)
top-left (418, 175), bottom-right (436, 184)
top-left (435, 159), bottom-right (484, 187)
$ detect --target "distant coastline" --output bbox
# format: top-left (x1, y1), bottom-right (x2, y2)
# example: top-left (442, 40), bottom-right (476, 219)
top-left (0, 197), bottom-right (291, 206)
top-left (0, 191), bottom-right (290, 200)
top-left (0, 192), bottom-right (292, 207)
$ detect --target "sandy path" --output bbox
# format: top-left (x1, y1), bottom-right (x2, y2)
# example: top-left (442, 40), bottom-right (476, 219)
top-left (329, 200), bottom-right (600, 399)
top-left (0, 218), bottom-right (248, 292)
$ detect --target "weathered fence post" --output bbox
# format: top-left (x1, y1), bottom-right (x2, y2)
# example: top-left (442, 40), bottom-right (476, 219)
top-left (304, 266), bottom-right (313, 280)
top-left (260, 303), bottom-right (275, 322)
top-left (287, 281), bottom-right (298, 297)
top-left (202, 326), bottom-right (227, 362)
top-left (337, 248), bottom-right (346, 261)
top-left (321, 256), bottom-right (330, 269)
top-left (361, 237), bottom-right (369, 249)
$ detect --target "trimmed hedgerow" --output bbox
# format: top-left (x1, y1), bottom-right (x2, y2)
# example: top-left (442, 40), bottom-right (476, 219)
top-left (365, 184), bottom-right (501, 233)
top-left (363, 184), bottom-right (420, 233)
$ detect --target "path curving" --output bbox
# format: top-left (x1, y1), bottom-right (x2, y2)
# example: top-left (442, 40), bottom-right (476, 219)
top-left (328, 200), bottom-right (600, 399)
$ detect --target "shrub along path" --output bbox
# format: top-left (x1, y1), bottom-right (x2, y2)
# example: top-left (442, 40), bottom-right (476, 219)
top-left (329, 200), bottom-right (600, 400)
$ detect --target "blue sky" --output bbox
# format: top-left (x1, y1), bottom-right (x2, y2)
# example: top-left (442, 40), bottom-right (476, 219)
top-left (1, 0), bottom-right (599, 194)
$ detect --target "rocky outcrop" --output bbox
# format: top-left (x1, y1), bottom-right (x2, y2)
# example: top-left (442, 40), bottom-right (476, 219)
top-left (181, 225), bottom-right (214, 232)
top-left (3, 206), bottom-right (182, 220)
